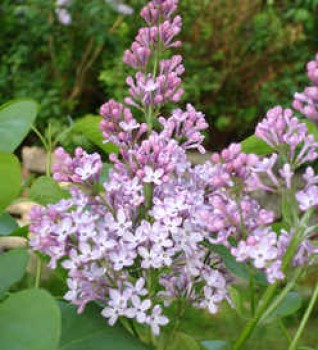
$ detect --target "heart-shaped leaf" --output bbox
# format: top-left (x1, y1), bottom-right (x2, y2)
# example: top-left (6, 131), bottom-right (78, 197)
top-left (0, 249), bottom-right (29, 297)
top-left (0, 152), bottom-right (22, 213)
top-left (0, 289), bottom-right (61, 350)
top-left (29, 176), bottom-right (70, 206)
top-left (0, 99), bottom-right (38, 152)
top-left (241, 135), bottom-right (273, 155)
top-left (73, 115), bottom-right (118, 154)
top-left (264, 292), bottom-right (302, 323)
top-left (0, 212), bottom-right (18, 236)
top-left (58, 302), bottom-right (148, 350)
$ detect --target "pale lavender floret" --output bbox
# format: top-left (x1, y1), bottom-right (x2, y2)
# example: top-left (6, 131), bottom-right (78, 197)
top-left (146, 305), bottom-right (169, 335)
top-left (296, 186), bottom-right (318, 211)
top-left (303, 166), bottom-right (318, 187)
top-left (279, 164), bottom-right (294, 189)
top-left (131, 296), bottom-right (152, 323)
top-left (143, 166), bottom-right (165, 185)
top-left (101, 289), bottom-right (134, 325)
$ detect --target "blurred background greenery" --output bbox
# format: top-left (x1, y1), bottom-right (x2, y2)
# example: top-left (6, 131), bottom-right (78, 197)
top-left (1, 0), bottom-right (318, 151)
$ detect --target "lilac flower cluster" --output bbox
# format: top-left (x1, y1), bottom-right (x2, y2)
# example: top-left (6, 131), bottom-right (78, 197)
top-left (123, 1), bottom-right (183, 109)
top-left (293, 54), bottom-right (318, 123)
top-left (53, 147), bottom-right (103, 184)
top-left (30, 0), bottom-right (318, 340)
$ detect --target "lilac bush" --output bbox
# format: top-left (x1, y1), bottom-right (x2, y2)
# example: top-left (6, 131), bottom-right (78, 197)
top-left (29, 0), bottom-right (318, 349)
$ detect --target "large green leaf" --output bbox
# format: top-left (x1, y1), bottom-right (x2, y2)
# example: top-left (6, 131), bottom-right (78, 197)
top-left (29, 176), bottom-right (70, 206)
top-left (0, 289), bottom-right (61, 350)
top-left (0, 249), bottom-right (29, 297)
top-left (264, 292), bottom-right (302, 323)
top-left (59, 302), bottom-right (148, 350)
top-left (241, 135), bottom-right (273, 155)
top-left (0, 99), bottom-right (38, 152)
top-left (0, 212), bottom-right (18, 236)
top-left (201, 340), bottom-right (229, 350)
top-left (165, 332), bottom-right (200, 350)
top-left (0, 152), bottom-right (22, 213)
top-left (73, 115), bottom-right (118, 154)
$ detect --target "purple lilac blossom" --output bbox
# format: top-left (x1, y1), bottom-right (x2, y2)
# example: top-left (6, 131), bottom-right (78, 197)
top-left (30, 0), bottom-right (318, 337)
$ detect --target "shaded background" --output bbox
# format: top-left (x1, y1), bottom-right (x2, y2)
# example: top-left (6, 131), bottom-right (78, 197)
top-left (1, 0), bottom-right (318, 151)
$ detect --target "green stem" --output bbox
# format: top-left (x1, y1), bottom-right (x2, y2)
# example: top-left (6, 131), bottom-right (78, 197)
top-left (162, 300), bottom-right (187, 350)
top-left (46, 123), bottom-right (53, 178)
top-left (46, 151), bottom-right (52, 178)
top-left (288, 280), bottom-right (318, 350)
top-left (260, 267), bottom-right (303, 323)
top-left (279, 319), bottom-right (292, 344)
top-left (249, 267), bottom-right (256, 316)
top-left (35, 255), bottom-right (42, 288)
top-left (144, 183), bottom-right (154, 213)
top-left (232, 283), bottom-right (278, 350)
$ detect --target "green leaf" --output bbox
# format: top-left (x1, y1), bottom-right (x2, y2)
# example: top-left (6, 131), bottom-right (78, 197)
top-left (165, 332), bottom-right (200, 350)
top-left (58, 302), bottom-right (148, 350)
top-left (73, 115), bottom-right (118, 154)
top-left (241, 135), bottom-right (273, 155)
top-left (10, 225), bottom-right (29, 237)
top-left (0, 289), bottom-right (61, 350)
top-left (0, 249), bottom-right (29, 297)
top-left (212, 244), bottom-right (268, 286)
top-left (0, 152), bottom-right (22, 213)
top-left (29, 176), bottom-right (70, 205)
top-left (265, 292), bottom-right (302, 323)
top-left (201, 340), bottom-right (229, 350)
top-left (296, 347), bottom-right (316, 350)
top-left (0, 99), bottom-right (38, 152)
top-left (271, 222), bottom-right (289, 234)
top-left (0, 212), bottom-right (18, 236)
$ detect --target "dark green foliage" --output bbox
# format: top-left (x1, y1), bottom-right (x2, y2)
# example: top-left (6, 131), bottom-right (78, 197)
top-left (0, 0), bottom-right (144, 135)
